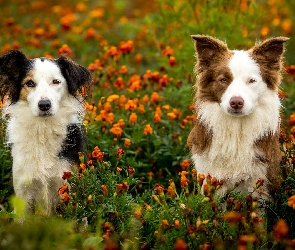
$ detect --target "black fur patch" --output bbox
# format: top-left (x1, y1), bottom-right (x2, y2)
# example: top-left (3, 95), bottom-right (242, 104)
top-left (0, 50), bottom-right (32, 103)
top-left (58, 123), bottom-right (86, 164)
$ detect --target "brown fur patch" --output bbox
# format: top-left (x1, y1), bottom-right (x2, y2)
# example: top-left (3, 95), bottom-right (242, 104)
top-left (187, 115), bottom-right (212, 155)
top-left (255, 129), bottom-right (282, 194)
top-left (249, 37), bottom-right (289, 91)
top-left (19, 70), bottom-right (35, 101)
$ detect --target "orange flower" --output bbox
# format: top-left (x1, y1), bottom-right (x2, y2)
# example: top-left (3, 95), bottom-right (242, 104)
top-left (138, 104), bottom-right (145, 114)
top-left (173, 238), bottom-right (188, 250)
top-left (180, 159), bottom-right (190, 170)
top-left (141, 95), bottom-right (149, 104)
top-left (119, 65), bottom-right (128, 74)
top-left (287, 195), bottom-right (295, 209)
top-left (151, 72), bottom-right (160, 82)
top-left (154, 184), bottom-right (165, 196)
top-left (289, 113), bottom-right (295, 126)
top-left (168, 56), bottom-right (176, 67)
top-left (191, 169), bottom-right (197, 179)
top-left (58, 183), bottom-right (69, 195)
top-left (107, 94), bottom-right (120, 102)
top-left (117, 119), bottom-right (125, 128)
top-left (114, 77), bottom-right (125, 90)
top-left (162, 104), bottom-right (170, 110)
top-left (133, 209), bottom-right (142, 219)
top-left (155, 106), bottom-right (162, 116)
top-left (179, 173), bottom-right (190, 188)
top-left (79, 163), bottom-right (86, 171)
top-left (129, 112), bottom-right (138, 124)
top-left (61, 193), bottom-right (70, 204)
top-left (106, 112), bottom-right (115, 124)
top-left (223, 211), bottom-right (243, 223)
top-left (119, 40), bottom-right (134, 54)
top-left (168, 112), bottom-right (177, 120)
top-left (92, 146), bottom-right (104, 162)
top-left (174, 220), bottom-right (180, 229)
top-left (110, 123), bottom-right (123, 137)
top-left (198, 174), bottom-right (205, 186)
top-left (167, 186), bottom-right (176, 198)
top-left (144, 124), bottom-right (153, 135)
top-left (107, 46), bottom-right (119, 57)
top-left (116, 147), bottom-right (124, 158)
top-left (125, 99), bottom-right (137, 110)
top-left (124, 138), bottom-right (131, 148)
top-left (103, 102), bottom-right (112, 112)
top-left (58, 44), bottom-right (72, 55)
top-left (161, 219), bottom-right (170, 229)
top-left (127, 164), bottom-right (135, 176)
top-left (150, 92), bottom-right (161, 104)
top-left (162, 46), bottom-right (174, 57)
top-left (115, 182), bottom-right (129, 195)
top-left (273, 219), bottom-right (289, 242)
top-left (153, 113), bottom-right (162, 123)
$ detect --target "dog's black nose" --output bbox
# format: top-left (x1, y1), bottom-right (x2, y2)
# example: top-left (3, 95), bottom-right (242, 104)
top-left (230, 96), bottom-right (244, 110)
top-left (38, 99), bottom-right (51, 111)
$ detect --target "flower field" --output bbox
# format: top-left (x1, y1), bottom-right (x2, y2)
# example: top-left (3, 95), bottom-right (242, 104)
top-left (1, 0), bottom-right (295, 249)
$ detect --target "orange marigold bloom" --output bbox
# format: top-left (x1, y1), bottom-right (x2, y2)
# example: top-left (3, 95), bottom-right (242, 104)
top-left (133, 209), bottom-right (142, 219)
top-left (198, 174), bottom-right (205, 186)
top-left (107, 94), bottom-right (120, 102)
top-left (155, 106), bottom-right (162, 116)
top-left (119, 65), bottom-right (128, 74)
top-left (162, 104), bottom-right (170, 110)
top-left (79, 163), bottom-right (86, 171)
top-left (129, 80), bottom-right (141, 91)
top-left (110, 123), bottom-right (123, 137)
top-left (116, 147), bottom-right (124, 158)
top-left (180, 175), bottom-right (190, 188)
top-left (150, 92), bottom-right (161, 104)
top-left (116, 182), bottom-right (129, 195)
top-left (58, 44), bottom-right (72, 55)
top-left (141, 95), bottom-right (149, 104)
top-left (161, 220), bottom-right (170, 229)
top-left (125, 99), bottom-right (137, 110)
top-left (92, 146), bottom-right (104, 162)
top-left (107, 46), bottom-right (119, 57)
top-left (153, 113), bottom-right (162, 123)
top-left (151, 72), bottom-right (160, 82)
top-left (129, 112), bottom-right (138, 124)
top-left (273, 219), bottom-right (289, 242)
top-left (288, 195), bottom-right (295, 209)
top-left (173, 238), bottom-right (188, 250)
top-left (138, 104), bottom-right (145, 114)
top-left (154, 184), bottom-right (165, 195)
top-left (61, 192), bottom-right (70, 204)
top-left (168, 112), bottom-right (177, 120)
top-left (180, 159), bottom-right (190, 170)
top-left (168, 56), bottom-right (177, 67)
top-left (162, 46), bottom-right (174, 57)
top-left (118, 119), bottom-right (125, 128)
top-left (119, 40), bottom-right (134, 54)
top-left (58, 183), bottom-right (69, 195)
top-left (144, 124), bottom-right (153, 135)
top-left (174, 220), bottom-right (180, 229)
top-left (223, 211), bottom-right (243, 223)
top-left (106, 112), bottom-right (115, 124)
top-left (167, 186), bottom-right (176, 198)
top-left (114, 77), bottom-right (125, 90)
top-left (127, 164), bottom-right (135, 176)
top-left (124, 138), bottom-right (131, 148)
top-left (103, 102), bottom-right (112, 112)
top-left (191, 169), bottom-right (197, 179)
top-left (289, 113), bottom-right (295, 126)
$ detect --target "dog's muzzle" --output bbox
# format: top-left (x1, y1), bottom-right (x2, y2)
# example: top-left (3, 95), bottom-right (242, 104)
top-left (38, 98), bottom-right (52, 114)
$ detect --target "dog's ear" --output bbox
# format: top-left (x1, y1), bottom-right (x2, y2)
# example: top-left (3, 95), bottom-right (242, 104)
top-left (251, 37), bottom-right (289, 70)
top-left (191, 35), bottom-right (229, 69)
top-left (56, 55), bottom-right (92, 97)
top-left (0, 50), bottom-right (29, 103)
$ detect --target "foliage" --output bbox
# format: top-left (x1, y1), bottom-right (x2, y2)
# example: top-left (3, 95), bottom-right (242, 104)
top-left (1, 0), bottom-right (295, 249)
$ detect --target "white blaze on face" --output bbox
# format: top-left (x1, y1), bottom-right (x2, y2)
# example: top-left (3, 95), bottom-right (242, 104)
top-left (26, 59), bottom-right (67, 116)
top-left (220, 50), bottom-right (268, 116)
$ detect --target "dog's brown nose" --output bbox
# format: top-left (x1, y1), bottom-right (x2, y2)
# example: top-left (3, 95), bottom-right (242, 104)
top-left (230, 96), bottom-right (244, 109)
top-left (38, 99), bottom-right (51, 111)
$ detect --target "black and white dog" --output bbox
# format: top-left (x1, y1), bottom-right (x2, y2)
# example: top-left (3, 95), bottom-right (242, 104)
top-left (0, 50), bottom-right (91, 215)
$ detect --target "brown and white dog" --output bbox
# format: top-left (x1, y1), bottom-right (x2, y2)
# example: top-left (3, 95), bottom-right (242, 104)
top-left (187, 35), bottom-right (289, 198)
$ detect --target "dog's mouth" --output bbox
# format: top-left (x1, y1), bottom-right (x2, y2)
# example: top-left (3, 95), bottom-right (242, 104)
top-left (38, 111), bottom-right (53, 117)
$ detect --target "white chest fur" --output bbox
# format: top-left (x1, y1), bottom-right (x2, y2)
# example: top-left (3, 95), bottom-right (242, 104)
top-left (192, 90), bottom-right (280, 194)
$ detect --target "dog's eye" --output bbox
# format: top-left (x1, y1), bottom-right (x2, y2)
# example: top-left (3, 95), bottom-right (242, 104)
top-left (52, 79), bottom-right (61, 84)
top-left (219, 78), bottom-right (227, 83)
top-left (248, 78), bottom-right (256, 84)
top-left (25, 80), bottom-right (36, 88)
